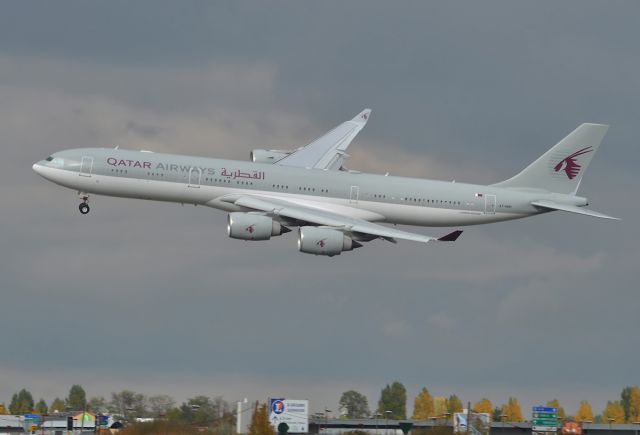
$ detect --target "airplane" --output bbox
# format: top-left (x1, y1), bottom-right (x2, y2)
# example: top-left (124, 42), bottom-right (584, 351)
top-left (32, 109), bottom-right (618, 256)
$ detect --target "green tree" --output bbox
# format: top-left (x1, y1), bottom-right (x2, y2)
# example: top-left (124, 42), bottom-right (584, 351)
top-left (448, 395), bottom-right (463, 414)
top-left (546, 399), bottom-right (566, 419)
top-left (339, 390), bottom-right (370, 419)
top-left (165, 407), bottom-right (183, 423)
top-left (87, 396), bottom-right (108, 414)
top-left (67, 384), bottom-right (87, 411)
top-left (109, 390), bottom-right (148, 421)
top-left (575, 401), bottom-right (594, 422)
top-left (492, 407), bottom-right (502, 422)
top-left (500, 397), bottom-right (523, 422)
top-left (49, 398), bottom-right (66, 413)
top-left (377, 381), bottom-right (407, 420)
top-left (149, 395), bottom-right (176, 418)
top-left (248, 402), bottom-right (275, 435)
top-left (412, 388), bottom-right (435, 419)
top-left (621, 386), bottom-right (640, 423)
top-left (179, 396), bottom-right (230, 427)
top-left (472, 399), bottom-right (493, 416)
top-left (602, 401), bottom-right (625, 424)
top-left (35, 399), bottom-right (48, 414)
top-left (9, 389), bottom-right (34, 414)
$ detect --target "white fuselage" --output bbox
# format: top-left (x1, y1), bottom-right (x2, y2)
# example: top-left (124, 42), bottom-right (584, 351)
top-left (33, 148), bottom-right (586, 227)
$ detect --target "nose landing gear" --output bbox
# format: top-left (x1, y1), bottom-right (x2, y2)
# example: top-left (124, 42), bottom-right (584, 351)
top-left (78, 193), bottom-right (90, 214)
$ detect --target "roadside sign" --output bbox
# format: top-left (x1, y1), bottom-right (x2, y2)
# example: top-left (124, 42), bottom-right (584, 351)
top-left (533, 419), bottom-right (559, 425)
top-left (532, 406), bottom-right (558, 434)
top-left (534, 413), bottom-right (558, 419)
top-left (533, 407), bottom-right (557, 413)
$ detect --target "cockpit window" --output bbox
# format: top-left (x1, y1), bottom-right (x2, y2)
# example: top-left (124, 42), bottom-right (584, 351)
top-left (45, 156), bottom-right (54, 161)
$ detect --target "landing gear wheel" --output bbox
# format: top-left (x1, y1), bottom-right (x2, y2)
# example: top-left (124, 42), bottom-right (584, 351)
top-left (79, 203), bottom-right (90, 214)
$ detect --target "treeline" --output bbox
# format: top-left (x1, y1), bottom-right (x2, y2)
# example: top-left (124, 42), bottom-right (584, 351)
top-left (339, 383), bottom-right (640, 424)
top-left (0, 384), bottom-right (234, 429)
top-left (1, 383), bottom-right (639, 426)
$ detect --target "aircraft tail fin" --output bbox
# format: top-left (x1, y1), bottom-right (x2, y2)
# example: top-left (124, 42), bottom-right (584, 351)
top-left (492, 123), bottom-right (609, 195)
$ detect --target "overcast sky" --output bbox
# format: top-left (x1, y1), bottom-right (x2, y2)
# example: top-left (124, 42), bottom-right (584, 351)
top-left (1, 1), bottom-right (638, 417)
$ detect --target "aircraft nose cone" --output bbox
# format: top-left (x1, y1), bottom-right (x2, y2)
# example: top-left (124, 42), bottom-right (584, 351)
top-left (32, 162), bottom-right (43, 174)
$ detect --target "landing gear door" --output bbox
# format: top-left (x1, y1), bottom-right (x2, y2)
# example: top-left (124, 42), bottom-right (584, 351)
top-left (79, 156), bottom-right (93, 177)
top-left (484, 194), bottom-right (496, 214)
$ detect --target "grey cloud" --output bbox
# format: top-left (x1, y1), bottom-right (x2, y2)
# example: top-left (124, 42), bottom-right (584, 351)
top-left (1, 0), bottom-right (638, 420)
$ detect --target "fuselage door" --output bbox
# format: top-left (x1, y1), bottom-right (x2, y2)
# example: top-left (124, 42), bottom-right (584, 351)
top-left (79, 156), bottom-right (93, 177)
top-left (188, 167), bottom-right (202, 188)
top-left (484, 194), bottom-right (496, 214)
top-left (349, 185), bottom-right (359, 204)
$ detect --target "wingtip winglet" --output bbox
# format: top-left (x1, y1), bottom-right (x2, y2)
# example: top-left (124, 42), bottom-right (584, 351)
top-left (353, 108), bottom-right (371, 124)
top-left (438, 230), bottom-right (463, 242)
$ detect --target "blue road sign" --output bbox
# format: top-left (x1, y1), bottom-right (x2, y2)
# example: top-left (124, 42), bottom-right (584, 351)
top-left (533, 407), bottom-right (557, 413)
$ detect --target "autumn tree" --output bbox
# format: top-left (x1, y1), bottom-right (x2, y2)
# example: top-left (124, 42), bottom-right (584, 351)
top-left (49, 398), bottom-right (65, 413)
top-left (448, 395), bottom-right (463, 414)
top-left (67, 384), bottom-right (87, 410)
top-left (575, 401), bottom-right (594, 422)
top-left (433, 397), bottom-right (449, 418)
top-left (9, 389), bottom-right (34, 414)
top-left (248, 402), bottom-right (275, 435)
top-left (473, 399), bottom-right (493, 416)
top-left (35, 399), bottom-right (48, 414)
top-left (0, 403), bottom-right (8, 415)
top-left (339, 390), bottom-right (370, 419)
top-left (412, 388), bottom-right (435, 420)
top-left (377, 381), bottom-right (407, 420)
top-left (500, 397), bottom-right (523, 422)
top-left (602, 401), bottom-right (625, 424)
top-left (621, 386), bottom-right (640, 423)
top-left (546, 399), bottom-right (566, 419)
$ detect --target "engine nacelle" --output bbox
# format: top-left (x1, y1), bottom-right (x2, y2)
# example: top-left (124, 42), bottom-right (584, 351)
top-left (227, 213), bottom-right (288, 240)
top-left (250, 149), bottom-right (292, 164)
top-left (297, 226), bottom-right (362, 256)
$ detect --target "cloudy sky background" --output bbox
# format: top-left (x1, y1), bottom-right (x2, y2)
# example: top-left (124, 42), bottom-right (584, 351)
top-left (1, 1), bottom-right (639, 416)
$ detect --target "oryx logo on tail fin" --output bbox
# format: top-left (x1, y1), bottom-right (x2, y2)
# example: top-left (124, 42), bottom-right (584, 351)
top-left (554, 146), bottom-right (594, 179)
top-left (492, 123), bottom-right (608, 195)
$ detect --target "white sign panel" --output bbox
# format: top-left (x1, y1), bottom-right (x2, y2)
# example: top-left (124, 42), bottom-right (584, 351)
top-left (269, 399), bottom-right (308, 433)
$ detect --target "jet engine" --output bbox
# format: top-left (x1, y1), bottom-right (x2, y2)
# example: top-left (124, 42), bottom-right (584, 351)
top-left (227, 213), bottom-right (289, 240)
top-left (297, 226), bottom-right (362, 256)
top-left (250, 149), bottom-right (293, 164)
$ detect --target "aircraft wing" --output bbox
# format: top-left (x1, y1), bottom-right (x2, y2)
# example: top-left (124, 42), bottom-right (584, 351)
top-left (275, 109), bottom-right (371, 170)
top-left (531, 200), bottom-right (619, 220)
top-left (221, 194), bottom-right (462, 244)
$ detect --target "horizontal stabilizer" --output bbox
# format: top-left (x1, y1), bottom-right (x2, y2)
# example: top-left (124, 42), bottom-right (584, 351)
top-left (531, 200), bottom-right (619, 220)
top-left (438, 230), bottom-right (463, 241)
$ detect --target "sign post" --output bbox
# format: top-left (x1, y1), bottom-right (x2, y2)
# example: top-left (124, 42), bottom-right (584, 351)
top-left (532, 407), bottom-right (558, 435)
top-left (269, 399), bottom-right (309, 434)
